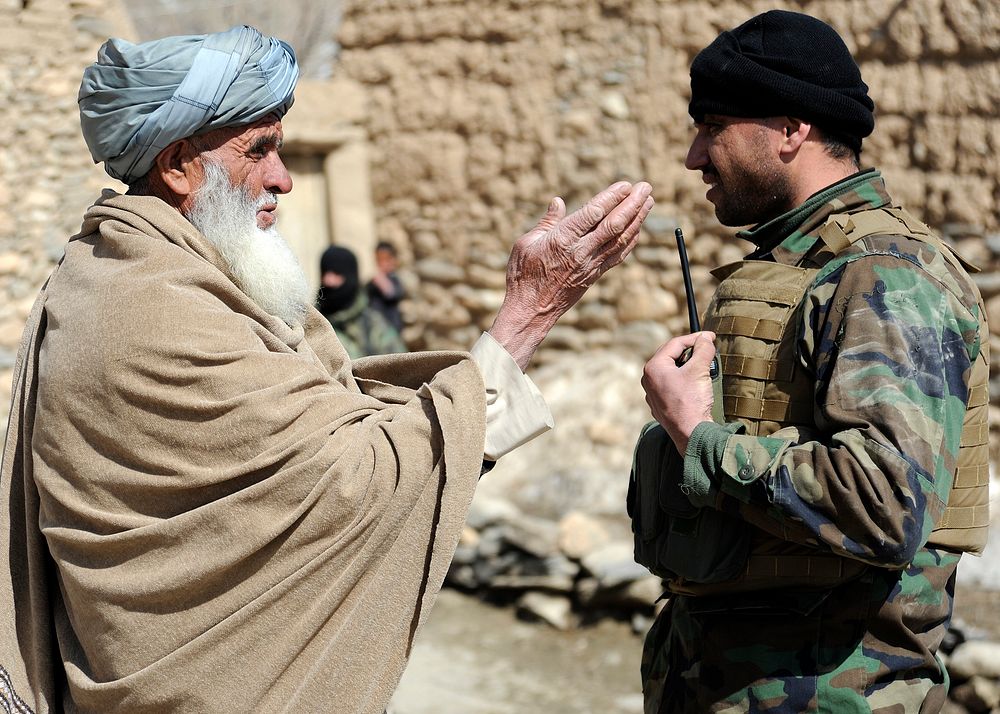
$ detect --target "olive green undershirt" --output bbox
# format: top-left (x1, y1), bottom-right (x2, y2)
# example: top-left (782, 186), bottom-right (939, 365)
top-left (740, 168), bottom-right (879, 255)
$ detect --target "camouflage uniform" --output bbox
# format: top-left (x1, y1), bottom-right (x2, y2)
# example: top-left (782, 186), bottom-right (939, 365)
top-left (321, 291), bottom-right (407, 359)
top-left (641, 169), bottom-right (990, 713)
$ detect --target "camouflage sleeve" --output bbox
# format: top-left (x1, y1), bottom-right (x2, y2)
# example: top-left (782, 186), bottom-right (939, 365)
top-left (687, 245), bottom-right (982, 567)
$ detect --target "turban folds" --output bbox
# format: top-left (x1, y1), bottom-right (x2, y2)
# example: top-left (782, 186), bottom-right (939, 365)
top-left (688, 10), bottom-right (874, 153)
top-left (79, 26), bottom-right (299, 184)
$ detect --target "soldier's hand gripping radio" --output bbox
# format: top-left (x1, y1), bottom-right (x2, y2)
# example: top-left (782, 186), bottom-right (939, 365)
top-left (627, 227), bottom-right (750, 586)
top-left (674, 227), bottom-right (724, 424)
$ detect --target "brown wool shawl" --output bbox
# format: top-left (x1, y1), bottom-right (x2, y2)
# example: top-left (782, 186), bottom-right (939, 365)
top-left (0, 192), bottom-right (487, 713)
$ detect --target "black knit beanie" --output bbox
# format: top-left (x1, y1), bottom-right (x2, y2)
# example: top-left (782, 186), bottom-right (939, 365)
top-left (688, 10), bottom-right (875, 152)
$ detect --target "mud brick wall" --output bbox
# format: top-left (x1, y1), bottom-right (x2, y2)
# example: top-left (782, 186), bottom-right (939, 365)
top-left (335, 0), bottom-right (1000, 453)
top-left (2, 0), bottom-right (998, 446)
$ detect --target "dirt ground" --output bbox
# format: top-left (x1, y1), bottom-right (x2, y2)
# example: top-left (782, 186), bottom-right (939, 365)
top-left (391, 583), bottom-right (1000, 714)
top-left (391, 589), bottom-right (644, 714)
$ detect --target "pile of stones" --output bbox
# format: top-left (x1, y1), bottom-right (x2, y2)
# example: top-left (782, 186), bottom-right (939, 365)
top-left (447, 496), bottom-right (660, 633)
top-left (940, 624), bottom-right (1000, 713)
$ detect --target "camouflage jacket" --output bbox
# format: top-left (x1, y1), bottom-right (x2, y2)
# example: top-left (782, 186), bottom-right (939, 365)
top-left (321, 291), bottom-right (407, 360)
top-left (643, 170), bottom-right (989, 713)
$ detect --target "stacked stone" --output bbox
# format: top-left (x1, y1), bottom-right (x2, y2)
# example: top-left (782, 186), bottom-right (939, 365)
top-left (336, 0), bottom-right (1000, 460)
top-left (2, 0), bottom-right (1000, 443)
top-left (449, 494), bottom-right (660, 631)
top-left (942, 632), bottom-right (1000, 713)
top-left (454, 492), bottom-right (1000, 712)
top-left (0, 0), bottom-right (130, 422)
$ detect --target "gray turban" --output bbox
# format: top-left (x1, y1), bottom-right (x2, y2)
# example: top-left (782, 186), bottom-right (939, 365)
top-left (79, 26), bottom-right (299, 184)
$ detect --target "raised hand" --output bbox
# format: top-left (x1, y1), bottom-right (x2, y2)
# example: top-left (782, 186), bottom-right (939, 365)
top-left (489, 181), bottom-right (654, 369)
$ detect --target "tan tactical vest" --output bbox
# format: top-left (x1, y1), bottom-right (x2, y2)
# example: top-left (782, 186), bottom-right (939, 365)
top-left (670, 207), bottom-right (990, 596)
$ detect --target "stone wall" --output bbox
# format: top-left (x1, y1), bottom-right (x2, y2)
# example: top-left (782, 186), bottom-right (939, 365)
top-left (335, 0), bottom-right (1000, 444)
top-left (0, 0), bottom-right (132, 414)
top-left (1, 0), bottom-right (999, 443)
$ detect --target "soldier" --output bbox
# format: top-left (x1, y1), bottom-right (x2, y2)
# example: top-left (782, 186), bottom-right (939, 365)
top-left (630, 10), bottom-right (990, 713)
top-left (316, 245), bottom-right (407, 358)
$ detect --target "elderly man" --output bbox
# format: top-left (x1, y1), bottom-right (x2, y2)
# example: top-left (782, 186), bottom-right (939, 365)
top-left (0, 26), bottom-right (653, 713)
top-left (631, 10), bottom-right (989, 713)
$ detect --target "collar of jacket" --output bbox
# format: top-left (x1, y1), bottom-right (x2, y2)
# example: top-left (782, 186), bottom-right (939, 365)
top-left (738, 168), bottom-right (890, 264)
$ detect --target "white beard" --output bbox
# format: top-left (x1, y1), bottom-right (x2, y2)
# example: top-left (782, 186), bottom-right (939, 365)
top-left (185, 160), bottom-right (311, 326)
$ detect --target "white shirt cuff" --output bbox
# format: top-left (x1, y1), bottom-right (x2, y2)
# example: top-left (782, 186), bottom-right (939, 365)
top-left (471, 332), bottom-right (554, 461)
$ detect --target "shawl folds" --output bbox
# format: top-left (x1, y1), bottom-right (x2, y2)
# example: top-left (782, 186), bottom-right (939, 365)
top-left (0, 192), bottom-right (487, 713)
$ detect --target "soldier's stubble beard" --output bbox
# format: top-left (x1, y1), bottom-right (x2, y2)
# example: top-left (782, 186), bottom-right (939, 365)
top-left (710, 129), bottom-right (796, 229)
top-left (185, 159), bottom-right (312, 326)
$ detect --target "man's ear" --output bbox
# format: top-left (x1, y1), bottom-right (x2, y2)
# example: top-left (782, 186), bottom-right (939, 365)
top-left (150, 139), bottom-right (201, 199)
top-left (779, 117), bottom-right (812, 156)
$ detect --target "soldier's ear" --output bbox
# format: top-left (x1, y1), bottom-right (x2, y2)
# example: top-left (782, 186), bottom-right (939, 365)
top-left (779, 117), bottom-right (811, 155)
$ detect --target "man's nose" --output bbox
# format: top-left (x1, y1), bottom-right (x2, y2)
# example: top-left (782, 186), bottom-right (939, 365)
top-left (266, 155), bottom-right (293, 195)
top-left (684, 132), bottom-right (708, 171)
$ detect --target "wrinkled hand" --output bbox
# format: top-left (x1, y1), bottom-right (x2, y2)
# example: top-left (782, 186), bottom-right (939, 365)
top-left (489, 181), bottom-right (654, 369)
top-left (642, 331), bottom-right (716, 454)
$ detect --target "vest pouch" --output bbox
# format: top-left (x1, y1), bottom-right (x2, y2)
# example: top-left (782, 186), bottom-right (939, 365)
top-left (628, 421), bottom-right (682, 547)
top-left (654, 506), bottom-right (752, 584)
top-left (629, 421), bottom-right (751, 584)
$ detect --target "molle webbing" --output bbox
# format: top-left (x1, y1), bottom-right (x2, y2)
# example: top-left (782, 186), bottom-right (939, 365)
top-left (705, 261), bottom-right (818, 438)
top-left (933, 363), bottom-right (991, 553)
top-left (668, 551), bottom-right (868, 597)
top-left (696, 259), bottom-right (852, 594)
